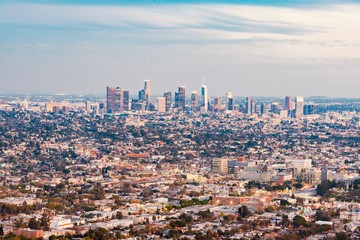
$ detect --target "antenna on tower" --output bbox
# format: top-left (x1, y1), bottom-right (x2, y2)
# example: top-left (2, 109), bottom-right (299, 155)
top-left (202, 76), bottom-right (205, 85)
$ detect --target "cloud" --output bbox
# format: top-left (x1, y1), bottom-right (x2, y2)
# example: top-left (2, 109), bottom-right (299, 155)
top-left (1, 2), bottom-right (359, 63)
top-left (1, 2), bottom-right (359, 43)
top-left (0, 1), bottom-right (359, 96)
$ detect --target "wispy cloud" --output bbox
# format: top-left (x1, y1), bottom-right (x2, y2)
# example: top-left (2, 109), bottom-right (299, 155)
top-left (1, 2), bottom-right (359, 58)
top-left (0, 0), bottom-right (359, 96)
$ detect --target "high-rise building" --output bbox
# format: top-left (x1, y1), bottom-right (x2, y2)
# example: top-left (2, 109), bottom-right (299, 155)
top-left (99, 102), bottom-right (105, 114)
top-left (211, 158), bottom-right (229, 175)
top-left (85, 101), bottom-right (92, 113)
top-left (228, 98), bottom-right (234, 111)
top-left (138, 89), bottom-right (146, 101)
top-left (157, 97), bottom-right (166, 113)
top-left (295, 96), bottom-right (304, 118)
top-left (164, 91), bottom-right (172, 112)
top-left (106, 86), bottom-right (116, 113)
top-left (106, 87), bottom-right (124, 113)
top-left (285, 96), bottom-right (293, 111)
top-left (261, 103), bottom-right (268, 115)
top-left (190, 91), bottom-right (198, 112)
top-left (107, 86), bottom-right (124, 113)
top-left (271, 102), bottom-right (279, 113)
top-left (214, 97), bottom-right (222, 111)
top-left (123, 91), bottom-right (130, 111)
top-left (246, 97), bottom-right (253, 115)
top-left (175, 86), bottom-right (186, 111)
top-left (201, 83), bottom-right (208, 112)
top-left (225, 92), bottom-right (233, 110)
top-left (251, 99), bottom-right (256, 114)
top-left (246, 97), bottom-right (250, 114)
top-left (304, 103), bottom-right (317, 115)
top-left (115, 87), bottom-right (124, 112)
top-left (144, 79), bottom-right (151, 102)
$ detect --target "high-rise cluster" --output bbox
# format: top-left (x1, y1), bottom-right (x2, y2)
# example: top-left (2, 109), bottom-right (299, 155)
top-left (106, 80), bottom-right (317, 117)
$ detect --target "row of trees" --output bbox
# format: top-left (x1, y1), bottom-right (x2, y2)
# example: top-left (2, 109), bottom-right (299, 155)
top-left (316, 180), bottom-right (346, 196)
top-left (0, 202), bottom-right (42, 216)
top-left (15, 213), bottom-right (50, 231)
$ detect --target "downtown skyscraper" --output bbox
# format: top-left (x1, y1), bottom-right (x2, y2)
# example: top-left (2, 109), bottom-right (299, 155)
top-left (285, 96), bottom-right (293, 111)
top-left (163, 91), bottom-right (172, 112)
top-left (201, 83), bottom-right (208, 112)
top-left (106, 86), bottom-right (126, 113)
top-left (295, 96), bottom-right (304, 118)
top-left (175, 86), bottom-right (186, 111)
top-left (191, 91), bottom-right (199, 112)
top-left (225, 92), bottom-right (233, 111)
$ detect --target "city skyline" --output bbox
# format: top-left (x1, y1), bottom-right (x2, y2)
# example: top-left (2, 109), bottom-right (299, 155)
top-left (1, 0), bottom-right (360, 97)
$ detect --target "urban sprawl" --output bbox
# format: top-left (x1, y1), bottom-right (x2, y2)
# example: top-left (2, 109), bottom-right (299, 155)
top-left (0, 80), bottom-right (359, 240)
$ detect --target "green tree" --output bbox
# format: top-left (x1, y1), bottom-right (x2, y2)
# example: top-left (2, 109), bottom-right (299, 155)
top-left (281, 215), bottom-right (290, 227)
top-left (179, 213), bottom-right (193, 223)
top-left (280, 199), bottom-right (290, 206)
top-left (40, 212), bottom-right (51, 231)
top-left (316, 181), bottom-right (329, 196)
top-left (293, 215), bottom-right (307, 228)
top-left (28, 218), bottom-right (41, 230)
top-left (238, 205), bottom-right (251, 218)
top-left (335, 232), bottom-right (349, 240)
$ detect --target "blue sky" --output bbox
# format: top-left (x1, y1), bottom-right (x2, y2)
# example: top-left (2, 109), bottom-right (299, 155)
top-left (1, 0), bottom-right (360, 97)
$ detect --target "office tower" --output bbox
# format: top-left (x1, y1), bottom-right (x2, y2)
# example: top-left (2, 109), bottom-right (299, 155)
top-left (295, 96), bottom-right (304, 118)
top-left (92, 102), bottom-right (100, 115)
top-left (251, 99), bottom-right (256, 114)
top-left (261, 103), bottom-right (268, 115)
top-left (246, 97), bottom-right (252, 115)
top-left (175, 86), bottom-right (186, 111)
top-left (157, 97), bottom-right (166, 113)
top-left (107, 86), bottom-right (124, 113)
top-left (285, 96), bottom-right (293, 111)
top-left (114, 87), bottom-right (124, 112)
top-left (164, 91), bottom-right (172, 112)
top-left (106, 86), bottom-right (116, 113)
top-left (174, 92), bottom-right (179, 109)
top-left (123, 91), bottom-right (130, 111)
top-left (99, 102), bottom-right (105, 114)
top-left (228, 98), bottom-right (234, 111)
top-left (85, 101), bottom-right (91, 113)
top-left (214, 97), bottom-right (222, 111)
top-left (271, 102), bottom-right (279, 113)
top-left (190, 91), bottom-right (198, 112)
top-left (138, 89), bottom-right (145, 101)
top-left (211, 158), bottom-right (229, 175)
top-left (225, 92), bottom-right (233, 110)
top-left (304, 103), bottom-right (317, 115)
top-left (144, 79), bottom-right (151, 102)
top-left (201, 83), bottom-right (208, 112)
top-left (131, 99), bottom-right (141, 111)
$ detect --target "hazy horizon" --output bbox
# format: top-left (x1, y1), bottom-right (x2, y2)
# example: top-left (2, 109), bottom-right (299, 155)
top-left (1, 0), bottom-right (360, 97)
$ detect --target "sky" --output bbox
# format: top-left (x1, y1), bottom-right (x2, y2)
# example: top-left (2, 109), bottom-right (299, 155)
top-left (0, 0), bottom-right (360, 97)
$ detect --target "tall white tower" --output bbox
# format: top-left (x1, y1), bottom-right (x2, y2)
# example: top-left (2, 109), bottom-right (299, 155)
top-left (144, 79), bottom-right (151, 102)
top-left (295, 96), bottom-right (304, 118)
top-left (225, 92), bottom-right (232, 110)
top-left (201, 82), bottom-right (208, 112)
